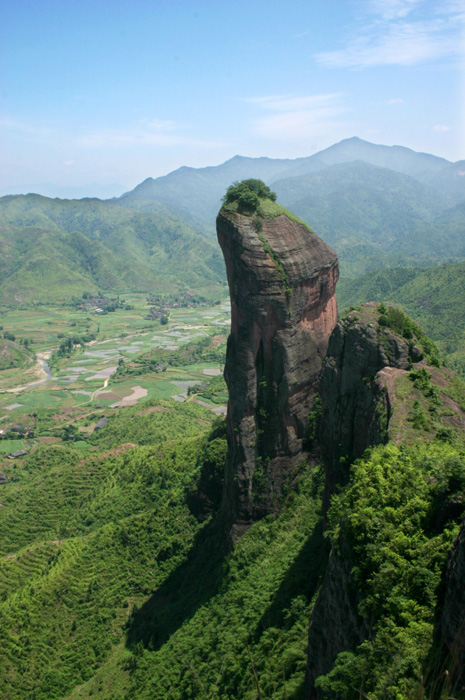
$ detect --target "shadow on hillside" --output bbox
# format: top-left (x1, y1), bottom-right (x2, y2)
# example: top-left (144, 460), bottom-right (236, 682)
top-left (252, 519), bottom-right (329, 641)
top-left (125, 516), bottom-right (226, 652)
top-left (125, 510), bottom-right (329, 655)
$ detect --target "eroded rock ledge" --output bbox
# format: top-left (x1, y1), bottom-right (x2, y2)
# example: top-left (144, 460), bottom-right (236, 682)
top-left (217, 207), bottom-right (338, 537)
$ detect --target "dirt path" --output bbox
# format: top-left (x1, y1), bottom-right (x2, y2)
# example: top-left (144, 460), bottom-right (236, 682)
top-left (90, 376), bottom-right (110, 402)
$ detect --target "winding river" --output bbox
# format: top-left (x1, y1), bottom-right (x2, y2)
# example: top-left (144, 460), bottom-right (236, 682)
top-left (6, 352), bottom-right (53, 394)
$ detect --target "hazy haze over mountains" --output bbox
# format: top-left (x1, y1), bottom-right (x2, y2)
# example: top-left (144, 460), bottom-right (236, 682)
top-left (1, 137), bottom-right (464, 300)
top-left (116, 137), bottom-right (465, 276)
top-left (117, 137), bottom-right (464, 232)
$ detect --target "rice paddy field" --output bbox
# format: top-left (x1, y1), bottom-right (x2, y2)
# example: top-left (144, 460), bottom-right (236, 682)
top-left (0, 295), bottom-right (230, 459)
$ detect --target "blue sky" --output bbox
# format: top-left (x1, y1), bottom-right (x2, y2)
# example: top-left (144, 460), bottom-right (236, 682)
top-left (1, 0), bottom-right (464, 196)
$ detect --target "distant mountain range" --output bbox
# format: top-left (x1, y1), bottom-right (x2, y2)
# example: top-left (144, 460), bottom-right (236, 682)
top-left (1, 137), bottom-right (464, 303)
top-left (116, 137), bottom-right (465, 277)
top-left (0, 182), bottom-right (128, 200)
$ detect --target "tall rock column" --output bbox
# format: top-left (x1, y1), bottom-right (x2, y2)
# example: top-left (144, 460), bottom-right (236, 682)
top-left (217, 205), bottom-right (338, 537)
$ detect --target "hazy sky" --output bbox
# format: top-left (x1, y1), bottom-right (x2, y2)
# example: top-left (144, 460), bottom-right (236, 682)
top-left (2, 0), bottom-right (464, 195)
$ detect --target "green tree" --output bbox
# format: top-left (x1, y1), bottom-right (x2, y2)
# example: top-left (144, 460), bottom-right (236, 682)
top-left (223, 179), bottom-right (277, 213)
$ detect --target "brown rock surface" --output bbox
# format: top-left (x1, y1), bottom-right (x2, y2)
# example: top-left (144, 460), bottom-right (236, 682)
top-left (319, 305), bottom-right (413, 507)
top-left (217, 207), bottom-right (338, 536)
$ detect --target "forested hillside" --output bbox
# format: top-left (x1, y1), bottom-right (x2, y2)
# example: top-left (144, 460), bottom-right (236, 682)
top-left (1, 139), bottom-right (464, 304)
top-left (1, 308), bottom-right (465, 699)
top-left (1, 152), bottom-right (465, 699)
top-left (0, 195), bottom-right (225, 303)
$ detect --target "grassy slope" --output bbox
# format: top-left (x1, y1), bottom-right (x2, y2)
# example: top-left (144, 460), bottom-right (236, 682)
top-left (0, 400), bottom-right (215, 698)
top-left (0, 338), bottom-right (34, 370)
top-left (1, 306), bottom-right (465, 699)
top-left (0, 397), bottom-right (325, 700)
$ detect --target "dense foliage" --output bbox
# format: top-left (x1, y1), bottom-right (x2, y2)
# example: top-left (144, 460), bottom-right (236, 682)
top-left (1, 144), bottom-right (465, 697)
top-left (222, 179), bottom-right (277, 213)
top-left (0, 397), bottom-right (327, 700)
top-left (318, 442), bottom-right (465, 699)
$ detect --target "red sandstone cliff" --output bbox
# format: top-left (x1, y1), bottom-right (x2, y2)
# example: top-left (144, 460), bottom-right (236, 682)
top-left (217, 206), bottom-right (338, 537)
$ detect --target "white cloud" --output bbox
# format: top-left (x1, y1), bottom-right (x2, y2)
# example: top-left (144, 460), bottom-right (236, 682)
top-left (75, 116), bottom-right (185, 147)
top-left (244, 94), bottom-right (347, 141)
top-left (77, 128), bottom-right (183, 148)
top-left (78, 132), bottom-right (225, 150)
top-left (366, 0), bottom-right (423, 20)
top-left (433, 124), bottom-right (451, 131)
top-left (384, 98), bottom-right (405, 104)
top-left (139, 118), bottom-right (178, 132)
top-left (316, 2), bottom-right (464, 68)
top-left (317, 21), bottom-right (459, 68)
top-left (0, 115), bottom-right (227, 155)
top-left (75, 120), bottom-right (225, 150)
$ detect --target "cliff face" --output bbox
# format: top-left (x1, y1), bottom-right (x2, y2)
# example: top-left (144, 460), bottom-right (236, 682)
top-left (305, 536), bottom-right (371, 698)
top-left (217, 207), bottom-right (338, 535)
top-left (436, 517), bottom-right (465, 693)
top-left (319, 304), bottom-right (420, 506)
top-left (305, 305), bottom-right (427, 696)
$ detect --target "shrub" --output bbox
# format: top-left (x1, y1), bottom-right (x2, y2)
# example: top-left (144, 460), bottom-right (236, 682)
top-left (222, 179), bottom-right (277, 213)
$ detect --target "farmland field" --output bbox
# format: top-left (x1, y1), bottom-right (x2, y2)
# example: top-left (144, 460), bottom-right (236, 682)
top-left (0, 295), bottom-right (230, 467)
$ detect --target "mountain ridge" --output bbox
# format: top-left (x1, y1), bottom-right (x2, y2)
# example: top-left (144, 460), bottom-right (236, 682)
top-left (0, 195), bottom-right (225, 303)
top-left (114, 138), bottom-right (465, 278)
top-left (116, 138), bottom-right (462, 230)
top-left (1, 137), bottom-right (464, 304)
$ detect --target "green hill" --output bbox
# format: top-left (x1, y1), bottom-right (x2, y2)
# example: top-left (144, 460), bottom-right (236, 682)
top-left (0, 337), bottom-right (34, 370)
top-left (0, 330), bottom-right (464, 699)
top-left (1, 141), bottom-right (465, 699)
top-left (0, 225), bottom-right (153, 304)
top-left (2, 140), bottom-right (464, 301)
top-left (117, 138), bottom-right (457, 233)
top-left (273, 161), bottom-right (457, 277)
top-left (117, 155), bottom-right (306, 236)
top-left (0, 195), bottom-right (226, 304)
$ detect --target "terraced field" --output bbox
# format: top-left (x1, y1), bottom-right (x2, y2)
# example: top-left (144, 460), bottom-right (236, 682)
top-left (0, 426), bottom-right (214, 700)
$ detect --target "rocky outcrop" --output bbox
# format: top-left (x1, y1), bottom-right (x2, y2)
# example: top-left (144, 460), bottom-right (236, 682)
top-left (305, 304), bottom-right (424, 696)
top-left (319, 304), bottom-right (421, 507)
top-left (217, 207), bottom-right (338, 536)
